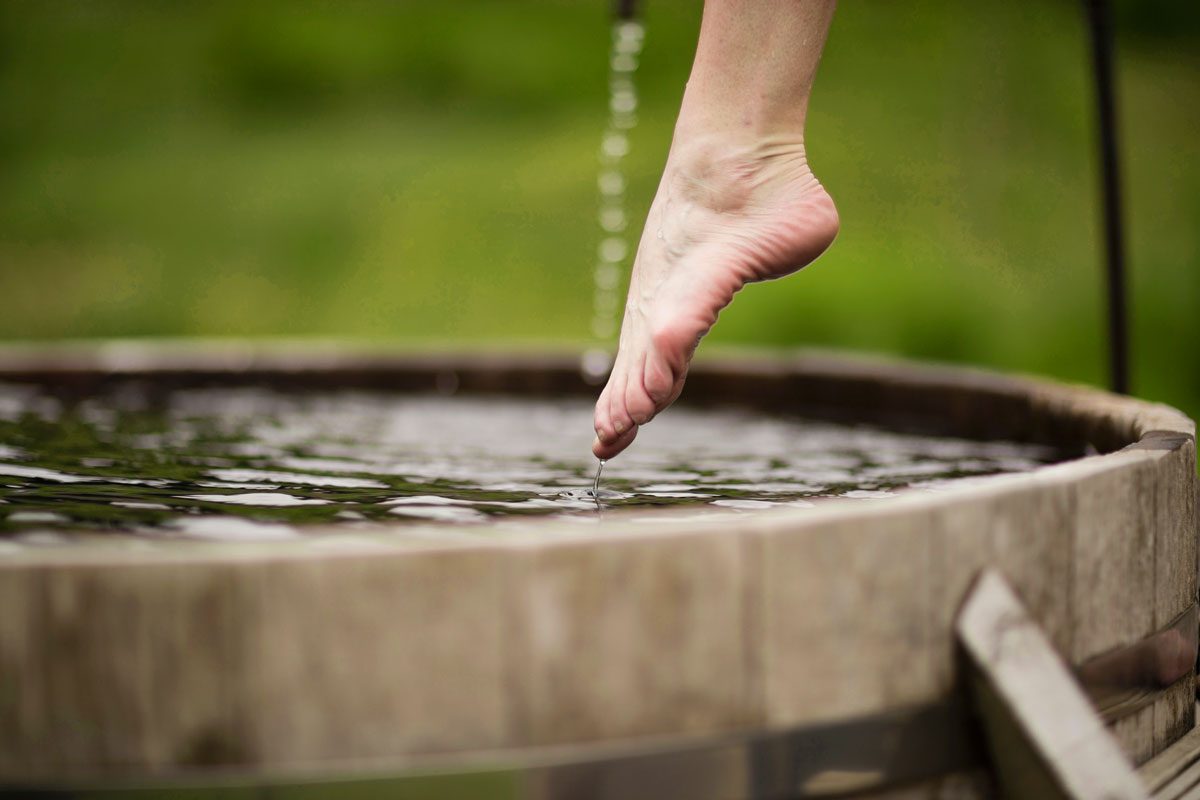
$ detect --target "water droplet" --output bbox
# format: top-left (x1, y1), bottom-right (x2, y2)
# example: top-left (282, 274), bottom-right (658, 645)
top-left (599, 207), bottom-right (626, 232)
top-left (612, 53), bottom-right (638, 73)
top-left (602, 132), bottom-right (629, 159)
top-left (610, 91), bottom-right (637, 115)
top-left (599, 237), bottom-right (627, 263)
top-left (616, 20), bottom-right (644, 42)
top-left (594, 264), bottom-right (620, 291)
top-left (598, 171), bottom-right (625, 196)
top-left (611, 112), bottom-right (638, 131)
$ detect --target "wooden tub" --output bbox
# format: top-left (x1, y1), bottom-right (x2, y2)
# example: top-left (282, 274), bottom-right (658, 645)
top-left (0, 343), bottom-right (1194, 798)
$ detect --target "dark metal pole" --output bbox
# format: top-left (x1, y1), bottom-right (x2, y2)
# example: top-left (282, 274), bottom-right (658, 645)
top-left (1082, 0), bottom-right (1130, 394)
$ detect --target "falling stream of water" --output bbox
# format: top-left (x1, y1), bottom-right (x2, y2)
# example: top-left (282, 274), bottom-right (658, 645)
top-left (582, 18), bottom-right (645, 383)
top-left (581, 18), bottom-right (646, 496)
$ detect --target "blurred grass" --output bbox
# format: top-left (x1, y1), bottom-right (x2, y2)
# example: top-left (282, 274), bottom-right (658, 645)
top-left (0, 0), bottom-right (1197, 421)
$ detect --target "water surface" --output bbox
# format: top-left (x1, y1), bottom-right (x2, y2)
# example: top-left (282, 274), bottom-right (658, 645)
top-left (0, 384), bottom-right (1065, 545)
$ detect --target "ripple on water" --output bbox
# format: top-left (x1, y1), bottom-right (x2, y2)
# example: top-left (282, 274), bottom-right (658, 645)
top-left (388, 506), bottom-right (488, 523)
top-left (168, 517), bottom-right (300, 542)
top-left (207, 468), bottom-right (388, 489)
top-left (178, 493), bottom-right (332, 507)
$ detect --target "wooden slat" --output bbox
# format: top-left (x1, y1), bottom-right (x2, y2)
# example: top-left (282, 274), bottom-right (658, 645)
top-left (1154, 758), bottom-right (1200, 800)
top-left (957, 569), bottom-right (1147, 800)
top-left (1151, 440), bottom-right (1199, 754)
top-left (1072, 454), bottom-right (1159, 760)
top-left (758, 505), bottom-right (937, 728)
top-left (1142, 726), bottom-right (1200, 797)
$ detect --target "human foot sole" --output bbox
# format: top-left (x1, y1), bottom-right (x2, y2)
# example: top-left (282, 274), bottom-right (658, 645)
top-left (593, 139), bottom-right (839, 459)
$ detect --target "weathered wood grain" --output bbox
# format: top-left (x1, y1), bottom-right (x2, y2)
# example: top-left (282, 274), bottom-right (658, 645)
top-left (239, 546), bottom-right (512, 765)
top-left (1149, 439), bottom-right (1199, 756)
top-left (758, 505), bottom-right (937, 727)
top-left (929, 474), bottom-right (1075, 692)
top-left (505, 525), bottom-right (754, 746)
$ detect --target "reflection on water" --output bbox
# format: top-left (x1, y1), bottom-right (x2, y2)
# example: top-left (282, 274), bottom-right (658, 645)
top-left (0, 384), bottom-right (1067, 546)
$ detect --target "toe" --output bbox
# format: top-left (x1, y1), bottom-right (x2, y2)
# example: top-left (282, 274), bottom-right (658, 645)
top-left (592, 425), bottom-right (638, 459)
top-left (607, 366), bottom-right (636, 437)
top-left (642, 348), bottom-right (677, 409)
top-left (593, 383), bottom-right (617, 443)
top-left (624, 353), bottom-right (657, 425)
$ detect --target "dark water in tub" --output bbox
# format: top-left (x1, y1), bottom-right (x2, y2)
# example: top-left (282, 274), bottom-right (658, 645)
top-left (0, 384), bottom-right (1066, 545)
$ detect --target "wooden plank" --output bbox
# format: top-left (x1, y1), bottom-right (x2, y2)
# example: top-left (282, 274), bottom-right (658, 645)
top-left (957, 569), bottom-right (1147, 800)
top-left (506, 526), bottom-right (754, 746)
top-left (930, 476), bottom-right (1075, 695)
top-left (1113, 704), bottom-right (1158, 766)
top-left (239, 545), bottom-right (511, 765)
top-left (1072, 453), bottom-right (1157, 665)
top-left (1149, 439), bottom-right (1197, 629)
top-left (1151, 439), bottom-right (1199, 755)
top-left (1141, 726), bottom-right (1200, 795)
top-left (1155, 679), bottom-right (1198, 765)
top-left (759, 506), bottom-right (936, 728)
top-left (0, 566), bottom-right (45, 776)
top-left (1072, 453), bottom-right (1159, 760)
top-left (1154, 758), bottom-right (1200, 800)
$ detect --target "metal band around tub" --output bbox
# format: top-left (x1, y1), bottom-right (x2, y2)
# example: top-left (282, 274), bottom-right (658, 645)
top-left (6, 700), bottom-right (984, 799)
top-left (1078, 601), bottom-right (1199, 723)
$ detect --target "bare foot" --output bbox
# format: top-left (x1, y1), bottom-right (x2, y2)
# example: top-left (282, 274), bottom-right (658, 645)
top-left (592, 136), bottom-right (839, 459)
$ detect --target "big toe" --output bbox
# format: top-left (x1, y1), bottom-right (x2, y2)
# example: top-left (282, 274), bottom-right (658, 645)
top-left (593, 384), bottom-right (617, 444)
top-left (593, 364), bottom-right (635, 443)
top-left (592, 425), bottom-right (637, 459)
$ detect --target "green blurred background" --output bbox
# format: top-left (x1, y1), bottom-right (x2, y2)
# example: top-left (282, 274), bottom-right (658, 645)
top-left (1, 1), bottom-right (1197, 418)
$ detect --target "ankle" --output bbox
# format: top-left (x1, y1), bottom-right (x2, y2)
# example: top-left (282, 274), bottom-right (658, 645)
top-left (673, 72), bottom-right (811, 145)
top-left (663, 132), bottom-right (817, 210)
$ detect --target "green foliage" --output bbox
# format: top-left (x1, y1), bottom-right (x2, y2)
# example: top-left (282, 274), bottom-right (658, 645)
top-left (0, 0), bottom-right (1197, 422)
